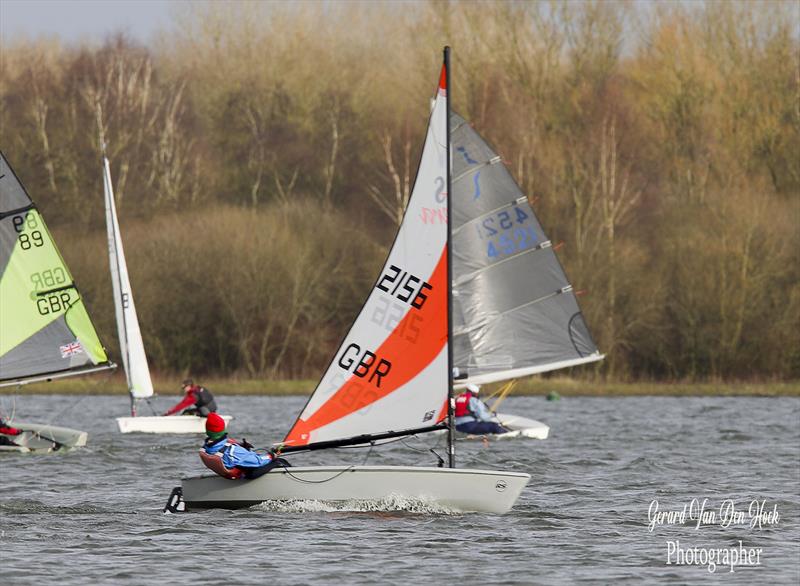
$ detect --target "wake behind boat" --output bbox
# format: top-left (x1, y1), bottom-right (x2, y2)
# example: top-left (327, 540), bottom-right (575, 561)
top-left (171, 48), bottom-right (531, 514)
top-left (101, 148), bottom-right (232, 434)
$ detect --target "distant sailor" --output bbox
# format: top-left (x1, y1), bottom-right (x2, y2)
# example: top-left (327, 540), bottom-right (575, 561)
top-left (454, 384), bottom-right (509, 435)
top-left (0, 417), bottom-right (23, 446)
top-left (200, 413), bottom-right (290, 479)
top-left (163, 378), bottom-right (218, 417)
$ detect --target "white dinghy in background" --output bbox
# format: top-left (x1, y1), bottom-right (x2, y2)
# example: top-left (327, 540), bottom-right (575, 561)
top-left (0, 421), bottom-right (88, 454)
top-left (0, 151), bottom-right (116, 453)
top-left (117, 414), bottom-right (233, 435)
top-left (100, 149), bottom-right (232, 434)
top-left (493, 413), bottom-right (549, 439)
top-left (434, 411), bottom-right (549, 441)
top-left (172, 48), bottom-right (531, 514)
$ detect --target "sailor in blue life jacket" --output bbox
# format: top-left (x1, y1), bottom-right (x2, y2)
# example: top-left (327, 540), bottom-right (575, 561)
top-left (454, 383), bottom-right (509, 435)
top-left (200, 413), bottom-right (290, 480)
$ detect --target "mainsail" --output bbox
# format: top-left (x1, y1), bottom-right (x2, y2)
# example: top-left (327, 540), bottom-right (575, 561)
top-left (103, 154), bottom-right (154, 401)
top-left (450, 113), bottom-right (603, 386)
top-left (0, 151), bottom-right (113, 386)
top-left (284, 66), bottom-right (450, 447)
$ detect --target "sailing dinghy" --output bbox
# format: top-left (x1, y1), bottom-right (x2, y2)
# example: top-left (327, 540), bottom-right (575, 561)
top-left (173, 48), bottom-right (530, 514)
top-left (101, 152), bottom-right (231, 434)
top-left (0, 151), bottom-right (115, 453)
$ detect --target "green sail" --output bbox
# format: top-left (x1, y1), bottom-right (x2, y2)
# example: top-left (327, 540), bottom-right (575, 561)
top-left (0, 151), bottom-right (112, 386)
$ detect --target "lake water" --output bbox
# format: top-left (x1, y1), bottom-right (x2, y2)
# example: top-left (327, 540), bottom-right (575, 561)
top-left (1, 394), bottom-right (798, 584)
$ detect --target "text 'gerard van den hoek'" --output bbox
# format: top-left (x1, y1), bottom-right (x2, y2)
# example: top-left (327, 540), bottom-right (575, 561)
top-left (648, 498), bottom-right (780, 532)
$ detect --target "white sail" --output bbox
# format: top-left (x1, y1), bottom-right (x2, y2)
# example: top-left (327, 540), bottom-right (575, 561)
top-left (103, 156), bottom-right (153, 399)
top-left (284, 69), bottom-right (450, 447)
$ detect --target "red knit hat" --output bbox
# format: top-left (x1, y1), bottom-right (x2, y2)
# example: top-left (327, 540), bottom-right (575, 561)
top-left (205, 413), bottom-right (226, 434)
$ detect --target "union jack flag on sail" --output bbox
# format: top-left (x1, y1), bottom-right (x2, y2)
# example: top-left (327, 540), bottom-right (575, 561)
top-left (60, 341), bottom-right (84, 358)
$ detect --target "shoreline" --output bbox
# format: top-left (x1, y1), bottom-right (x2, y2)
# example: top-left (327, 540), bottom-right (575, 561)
top-left (3, 376), bottom-right (798, 397)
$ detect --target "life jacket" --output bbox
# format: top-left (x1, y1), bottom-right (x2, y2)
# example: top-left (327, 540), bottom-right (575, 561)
top-left (199, 439), bottom-right (243, 480)
top-left (203, 435), bottom-right (272, 470)
top-left (454, 392), bottom-right (476, 418)
top-left (193, 386), bottom-right (217, 412)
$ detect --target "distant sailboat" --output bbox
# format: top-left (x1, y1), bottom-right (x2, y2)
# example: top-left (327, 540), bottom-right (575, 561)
top-left (0, 151), bottom-right (115, 453)
top-left (171, 48), bottom-right (531, 514)
top-left (102, 151), bottom-right (231, 434)
top-left (449, 112), bottom-right (603, 438)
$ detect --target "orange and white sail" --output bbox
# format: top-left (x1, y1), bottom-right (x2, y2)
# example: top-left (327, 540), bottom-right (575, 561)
top-left (284, 66), bottom-right (449, 447)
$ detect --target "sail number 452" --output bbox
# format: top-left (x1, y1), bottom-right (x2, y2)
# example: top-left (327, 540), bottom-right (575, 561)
top-left (376, 265), bottom-right (432, 309)
top-left (12, 214), bottom-right (44, 250)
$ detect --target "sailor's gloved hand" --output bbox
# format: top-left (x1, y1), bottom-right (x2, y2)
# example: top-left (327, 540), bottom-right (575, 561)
top-left (240, 438), bottom-right (254, 450)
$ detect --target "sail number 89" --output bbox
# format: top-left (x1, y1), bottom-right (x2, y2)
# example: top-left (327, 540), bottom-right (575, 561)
top-left (12, 214), bottom-right (44, 250)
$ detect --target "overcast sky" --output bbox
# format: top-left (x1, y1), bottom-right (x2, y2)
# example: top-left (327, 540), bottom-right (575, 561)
top-left (1, 0), bottom-right (176, 45)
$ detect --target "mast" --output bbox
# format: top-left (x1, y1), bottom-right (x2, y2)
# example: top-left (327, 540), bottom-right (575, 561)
top-left (444, 46), bottom-right (456, 469)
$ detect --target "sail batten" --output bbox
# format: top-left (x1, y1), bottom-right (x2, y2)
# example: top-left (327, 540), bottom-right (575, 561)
top-left (453, 240), bottom-right (553, 286)
top-left (0, 151), bottom-right (113, 384)
top-left (0, 204), bottom-right (35, 220)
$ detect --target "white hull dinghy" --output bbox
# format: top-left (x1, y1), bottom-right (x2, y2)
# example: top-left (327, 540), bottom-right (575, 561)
top-left (0, 152), bottom-right (116, 450)
top-left (181, 466), bottom-right (529, 513)
top-left (448, 413), bottom-right (550, 441)
top-left (0, 421), bottom-right (88, 454)
top-left (116, 414), bottom-right (232, 434)
top-left (434, 413), bottom-right (549, 441)
top-left (102, 151), bottom-right (231, 433)
top-left (169, 48), bottom-right (531, 515)
top-left (494, 413), bottom-right (549, 439)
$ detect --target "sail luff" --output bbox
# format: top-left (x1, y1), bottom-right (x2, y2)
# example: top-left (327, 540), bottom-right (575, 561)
top-left (444, 45), bottom-right (456, 469)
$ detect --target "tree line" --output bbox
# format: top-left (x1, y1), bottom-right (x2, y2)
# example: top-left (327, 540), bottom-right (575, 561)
top-left (1, 0), bottom-right (797, 381)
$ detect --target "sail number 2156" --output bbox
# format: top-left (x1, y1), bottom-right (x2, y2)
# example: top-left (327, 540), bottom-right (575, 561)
top-left (376, 265), bottom-right (432, 310)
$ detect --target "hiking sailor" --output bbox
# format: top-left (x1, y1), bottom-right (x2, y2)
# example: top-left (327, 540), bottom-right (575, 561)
top-left (164, 378), bottom-right (218, 417)
top-left (0, 417), bottom-right (23, 447)
top-left (454, 383), bottom-right (509, 435)
top-left (200, 413), bottom-right (289, 479)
